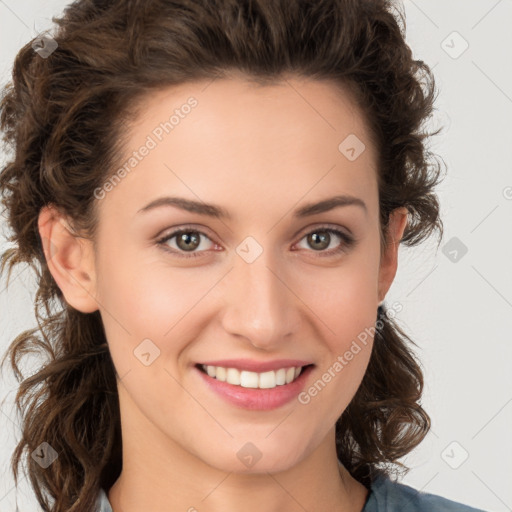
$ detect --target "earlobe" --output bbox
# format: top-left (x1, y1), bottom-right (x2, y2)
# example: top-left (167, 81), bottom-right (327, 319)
top-left (377, 207), bottom-right (408, 305)
top-left (38, 205), bottom-right (99, 313)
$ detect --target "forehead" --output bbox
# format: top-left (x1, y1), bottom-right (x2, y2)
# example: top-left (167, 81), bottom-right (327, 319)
top-left (136, 75), bottom-right (372, 142)
top-left (98, 76), bottom-right (378, 222)
top-left (126, 74), bottom-right (374, 159)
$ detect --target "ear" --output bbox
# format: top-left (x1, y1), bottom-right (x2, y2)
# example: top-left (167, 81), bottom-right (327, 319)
top-left (38, 204), bottom-right (99, 313)
top-left (377, 207), bottom-right (408, 305)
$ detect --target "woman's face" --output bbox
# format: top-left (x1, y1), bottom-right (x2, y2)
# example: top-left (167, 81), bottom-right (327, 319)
top-left (42, 76), bottom-right (406, 474)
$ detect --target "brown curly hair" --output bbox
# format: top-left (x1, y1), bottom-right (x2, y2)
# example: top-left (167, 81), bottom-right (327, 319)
top-left (0, 0), bottom-right (445, 510)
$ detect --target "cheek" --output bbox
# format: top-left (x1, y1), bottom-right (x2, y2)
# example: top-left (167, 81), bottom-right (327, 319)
top-left (301, 283), bottom-right (377, 428)
top-left (317, 275), bottom-right (377, 389)
top-left (94, 250), bottom-right (219, 368)
top-left (296, 237), bottom-right (380, 403)
top-left (299, 237), bottom-right (381, 338)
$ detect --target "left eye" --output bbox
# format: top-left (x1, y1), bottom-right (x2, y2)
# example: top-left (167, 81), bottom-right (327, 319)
top-left (156, 226), bottom-right (355, 259)
top-left (294, 227), bottom-right (355, 257)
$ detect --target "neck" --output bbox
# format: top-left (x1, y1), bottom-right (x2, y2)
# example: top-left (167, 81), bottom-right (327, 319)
top-left (107, 386), bottom-right (370, 512)
top-left (108, 433), bottom-right (369, 512)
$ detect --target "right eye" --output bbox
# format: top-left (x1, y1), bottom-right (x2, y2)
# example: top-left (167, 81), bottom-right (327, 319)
top-left (156, 228), bottom-right (218, 259)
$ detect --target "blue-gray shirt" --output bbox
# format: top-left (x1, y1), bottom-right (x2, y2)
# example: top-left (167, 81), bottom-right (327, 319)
top-left (95, 474), bottom-right (488, 511)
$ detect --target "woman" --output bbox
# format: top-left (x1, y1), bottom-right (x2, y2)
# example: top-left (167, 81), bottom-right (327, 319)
top-left (0, 0), bottom-right (488, 511)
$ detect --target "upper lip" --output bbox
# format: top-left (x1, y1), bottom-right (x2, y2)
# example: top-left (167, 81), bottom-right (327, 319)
top-left (196, 359), bottom-right (314, 373)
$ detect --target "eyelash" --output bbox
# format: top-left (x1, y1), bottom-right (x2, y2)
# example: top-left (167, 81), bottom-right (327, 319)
top-left (156, 224), bottom-right (356, 259)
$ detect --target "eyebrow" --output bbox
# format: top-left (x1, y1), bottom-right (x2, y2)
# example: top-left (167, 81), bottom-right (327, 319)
top-left (137, 194), bottom-right (367, 219)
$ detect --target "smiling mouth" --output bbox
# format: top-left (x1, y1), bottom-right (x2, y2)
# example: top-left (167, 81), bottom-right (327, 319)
top-left (195, 363), bottom-right (314, 389)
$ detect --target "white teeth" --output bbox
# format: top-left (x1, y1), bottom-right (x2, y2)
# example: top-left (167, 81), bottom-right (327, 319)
top-left (215, 366), bottom-right (226, 382)
top-left (202, 365), bottom-right (305, 389)
top-left (275, 368), bottom-right (286, 385)
top-left (240, 370), bottom-right (259, 388)
top-left (258, 370), bottom-right (276, 389)
top-left (226, 367), bottom-right (241, 385)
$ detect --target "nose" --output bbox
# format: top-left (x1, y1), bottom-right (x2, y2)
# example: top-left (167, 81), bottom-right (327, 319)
top-left (219, 251), bottom-right (301, 350)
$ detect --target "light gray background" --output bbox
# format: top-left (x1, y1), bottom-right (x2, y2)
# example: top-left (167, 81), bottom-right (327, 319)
top-left (0, 1), bottom-right (511, 511)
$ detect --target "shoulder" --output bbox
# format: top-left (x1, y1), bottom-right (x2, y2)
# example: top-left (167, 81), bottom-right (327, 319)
top-left (95, 477), bottom-right (489, 512)
top-left (95, 487), bottom-right (113, 512)
top-left (363, 474), bottom-right (489, 512)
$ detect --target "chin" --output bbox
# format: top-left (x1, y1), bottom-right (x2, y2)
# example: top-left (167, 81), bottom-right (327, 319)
top-left (200, 443), bottom-right (304, 475)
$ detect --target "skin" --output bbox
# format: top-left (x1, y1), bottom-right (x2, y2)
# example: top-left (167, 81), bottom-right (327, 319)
top-left (38, 75), bottom-right (408, 512)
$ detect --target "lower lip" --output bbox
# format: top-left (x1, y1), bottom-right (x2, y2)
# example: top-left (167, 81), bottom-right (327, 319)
top-left (195, 365), bottom-right (314, 411)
